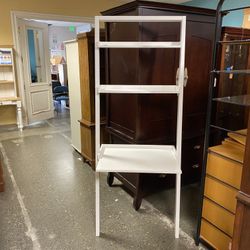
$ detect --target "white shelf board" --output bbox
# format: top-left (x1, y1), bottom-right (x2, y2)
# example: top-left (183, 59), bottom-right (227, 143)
top-left (96, 144), bottom-right (181, 174)
top-left (98, 85), bottom-right (180, 94)
top-left (96, 16), bottom-right (184, 22)
top-left (97, 41), bottom-right (181, 48)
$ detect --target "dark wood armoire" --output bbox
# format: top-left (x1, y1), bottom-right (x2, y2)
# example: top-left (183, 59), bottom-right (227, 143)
top-left (102, 1), bottom-right (216, 209)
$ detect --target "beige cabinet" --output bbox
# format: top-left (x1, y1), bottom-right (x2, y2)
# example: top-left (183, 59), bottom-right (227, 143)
top-left (0, 47), bottom-right (23, 130)
top-left (65, 40), bottom-right (81, 152)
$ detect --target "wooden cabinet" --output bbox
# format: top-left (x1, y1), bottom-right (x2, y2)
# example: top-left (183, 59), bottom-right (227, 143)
top-left (77, 31), bottom-right (108, 168)
top-left (200, 140), bottom-right (245, 249)
top-left (232, 116), bottom-right (250, 249)
top-left (0, 47), bottom-right (17, 99)
top-left (197, 23), bottom-right (250, 249)
top-left (0, 47), bottom-right (23, 130)
top-left (102, 1), bottom-right (216, 208)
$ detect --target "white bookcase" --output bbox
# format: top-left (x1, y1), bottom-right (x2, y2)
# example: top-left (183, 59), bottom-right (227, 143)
top-left (0, 47), bottom-right (23, 130)
top-left (94, 16), bottom-right (186, 239)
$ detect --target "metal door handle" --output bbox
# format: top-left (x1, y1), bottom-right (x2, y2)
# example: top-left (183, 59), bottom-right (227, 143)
top-left (176, 67), bottom-right (188, 87)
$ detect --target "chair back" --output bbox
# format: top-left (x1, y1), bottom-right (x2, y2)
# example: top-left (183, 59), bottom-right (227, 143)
top-left (52, 81), bottom-right (61, 92)
top-left (54, 86), bottom-right (68, 94)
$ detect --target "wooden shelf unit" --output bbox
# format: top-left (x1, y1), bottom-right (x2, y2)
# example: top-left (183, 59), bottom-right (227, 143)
top-left (196, 1), bottom-right (250, 249)
top-left (0, 47), bottom-right (23, 130)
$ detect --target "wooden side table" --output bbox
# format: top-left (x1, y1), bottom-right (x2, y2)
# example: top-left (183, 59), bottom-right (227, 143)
top-left (0, 157), bottom-right (4, 192)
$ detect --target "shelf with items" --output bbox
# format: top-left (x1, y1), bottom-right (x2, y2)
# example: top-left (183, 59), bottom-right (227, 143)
top-left (0, 47), bottom-right (23, 130)
top-left (196, 1), bottom-right (250, 249)
top-left (0, 48), bottom-right (17, 99)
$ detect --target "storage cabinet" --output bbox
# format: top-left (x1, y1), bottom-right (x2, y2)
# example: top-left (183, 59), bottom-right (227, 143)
top-left (102, 1), bottom-right (216, 208)
top-left (77, 31), bottom-right (108, 168)
top-left (65, 40), bottom-right (82, 153)
top-left (0, 47), bottom-right (23, 130)
top-left (196, 4), bottom-right (250, 247)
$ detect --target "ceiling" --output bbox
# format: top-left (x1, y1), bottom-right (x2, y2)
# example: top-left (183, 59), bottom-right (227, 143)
top-left (153, 0), bottom-right (191, 3)
top-left (120, 0), bottom-right (191, 3)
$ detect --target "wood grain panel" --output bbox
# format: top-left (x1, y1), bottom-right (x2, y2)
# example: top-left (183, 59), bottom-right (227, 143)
top-left (201, 219), bottom-right (231, 250)
top-left (202, 198), bottom-right (235, 237)
top-left (207, 152), bottom-right (242, 189)
top-left (204, 176), bottom-right (238, 213)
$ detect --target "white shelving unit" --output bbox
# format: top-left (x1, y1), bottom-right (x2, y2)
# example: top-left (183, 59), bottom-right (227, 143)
top-left (0, 48), bottom-right (23, 130)
top-left (94, 16), bottom-right (186, 239)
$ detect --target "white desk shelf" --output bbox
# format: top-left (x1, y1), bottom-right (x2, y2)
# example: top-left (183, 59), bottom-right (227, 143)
top-left (94, 15), bottom-right (186, 240)
top-left (97, 144), bottom-right (181, 174)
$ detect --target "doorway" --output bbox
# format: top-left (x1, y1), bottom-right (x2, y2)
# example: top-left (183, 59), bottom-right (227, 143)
top-left (11, 11), bottom-right (94, 125)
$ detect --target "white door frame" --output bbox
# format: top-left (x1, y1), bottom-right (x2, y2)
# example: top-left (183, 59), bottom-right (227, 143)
top-left (11, 11), bottom-right (94, 124)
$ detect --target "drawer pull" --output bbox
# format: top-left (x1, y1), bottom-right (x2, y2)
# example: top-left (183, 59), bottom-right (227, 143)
top-left (192, 164), bottom-right (199, 169)
top-left (194, 145), bottom-right (201, 150)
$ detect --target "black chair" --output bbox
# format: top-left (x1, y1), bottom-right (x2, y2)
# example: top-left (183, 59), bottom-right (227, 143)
top-left (53, 86), bottom-right (69, 112)
top-left (52, 81), bottom-right (61, 92)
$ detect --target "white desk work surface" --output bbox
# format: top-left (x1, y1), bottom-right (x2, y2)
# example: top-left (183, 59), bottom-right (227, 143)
top-left (96, 144), bottom-right (181, 174)
top-left (0, 97), bottom-right (23, 131)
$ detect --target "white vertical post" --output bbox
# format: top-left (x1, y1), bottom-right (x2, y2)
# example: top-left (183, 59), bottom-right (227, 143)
top-left (175, 173), bottom-right (181, 238)
top-left (95, 17), bottom-right (101, 237)
top-left (95, 172), bottom-right (100, 236)
top-left (16, 100), bottom-right (23, 131)
top-left (175, 17), bottom-right (186, 238)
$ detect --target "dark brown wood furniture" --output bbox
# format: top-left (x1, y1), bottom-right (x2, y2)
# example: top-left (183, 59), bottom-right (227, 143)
top-left (77, 31), bottom-right (108, 169)
top-left (0, 156), bottom-right (4, 192)
top-left (102, 0), bottom-right (216, 209)
top-left (232, 115), bottom-right (250, 249)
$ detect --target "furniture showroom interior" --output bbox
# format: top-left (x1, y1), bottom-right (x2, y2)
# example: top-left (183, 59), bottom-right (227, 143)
top-left (1, 0), bottom-right (250, 249)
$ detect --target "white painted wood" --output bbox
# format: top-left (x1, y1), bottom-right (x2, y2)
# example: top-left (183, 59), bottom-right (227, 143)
top-left (96, 144), bottom-right (181, 174)
top-left (0, 98), bottom-right (23, 131)
top-left (16, 100), bottom-right (23, 131)
top-left (175, 173), bottom-right (181, 238)
top-left (65, 40), bottom-right (81, 152)
top-left (95, 18), bottom-right (101, 165)
top-left (95, 15), bottom-right (186, 239)
top-left (98, 85), bottom-right (180, 94)
top-left (0, 48), bottom-right (23, 130)
top-left (96, 16), bottom-right (184, 22)
top-left (95, 172), bottom-right (100, 237)
top-left (97, 41), bottom-right (181, 48)
top-left (95, 17), bottom-right (101, 238)
top-left (0, 48), bottom-right (16, 98)
top-left (19, 19), bottom-right (54, 123)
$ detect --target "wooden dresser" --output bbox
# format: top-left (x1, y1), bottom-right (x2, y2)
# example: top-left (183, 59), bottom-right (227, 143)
top-left (102, 1), bottom-right (216, 209)
top-left (197, 25), bottom-right (250, 249)
top-left (200, 135), bottom-right (245, 249)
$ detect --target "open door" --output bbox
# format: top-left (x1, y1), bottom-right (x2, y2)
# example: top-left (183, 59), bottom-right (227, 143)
top-left (18, 19), bottom-right (54, 123)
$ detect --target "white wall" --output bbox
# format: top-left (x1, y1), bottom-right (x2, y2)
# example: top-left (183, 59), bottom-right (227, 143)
top-left (49, 26), bottom-right (77, 58)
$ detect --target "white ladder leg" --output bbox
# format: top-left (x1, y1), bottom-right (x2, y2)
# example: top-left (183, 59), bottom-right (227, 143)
top-left (95, 172), bottom-right (100, 236)
top-left (175, 173), bottom-right (181, 238)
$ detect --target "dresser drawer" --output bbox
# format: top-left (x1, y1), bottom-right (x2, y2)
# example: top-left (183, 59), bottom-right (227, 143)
top-left (207, 152), bottom-right (242, 189)
top-left (201, 219), bottom-right (231, 250)
top-left (204, 176), bottom-right (238, 213)
top-left (202, 198), bottom-right (235, 236)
